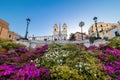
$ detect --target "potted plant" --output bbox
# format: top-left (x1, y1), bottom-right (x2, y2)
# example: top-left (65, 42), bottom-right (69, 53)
top-left (0, 42), bottom-right (9, 53)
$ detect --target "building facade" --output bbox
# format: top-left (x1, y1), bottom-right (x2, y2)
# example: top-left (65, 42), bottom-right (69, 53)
top-left (0, 19), bottom-right (9, 39)
top-left (8, 31), bottom-right (21, 41)
top-left (53, 23), bottom-right (67, 40)
top-left (88, 22), bottom-right (117, 39)
top-left (74, 32), bottom-right (87, 40)
top-left (104, 24), bottom-right (120, 39)
top-left (28, 23), bottom-right (67, 41)
top-left (0, 19), bottom-right (21, 41)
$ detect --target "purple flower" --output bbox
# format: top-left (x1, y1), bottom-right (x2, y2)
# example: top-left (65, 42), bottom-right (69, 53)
top-left (15, 47), bottom-right (28, 53)
top-left (33, 45), bottom-right (48, 55)
top-left (117, 75), bottom-right (120, 80)
top-left (87, 45), bottom-right (98, 50)
top-left (103, 65), bottom-right (115, 74)
top-left (104, 48), bottom-right (120, 57)
top-left (12, 57), bottom-right (21, 61)
top-left (98, 55), bottom-right (104, 59)
top-left (114, 61), bottom-right (120, 65)
top-left (0, 54), bottom-right (8, 58)
top-left (0, 62), bottom-right (50, 79)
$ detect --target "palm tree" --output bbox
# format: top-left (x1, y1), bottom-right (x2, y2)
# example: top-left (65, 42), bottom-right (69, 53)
top-left (79, 21), bottom-right (85, 40)
top-left (117, 21), bottom-right (120, 25)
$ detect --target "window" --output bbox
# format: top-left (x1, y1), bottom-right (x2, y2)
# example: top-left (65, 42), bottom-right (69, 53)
top-left (54, 28), bottom-right (56, 31)
top-left (115, 31), bottom-right (119, 36)
top-left (9, 35), bottom-right (11, 38)
top-left (64, 37), bottom-right (66, 40)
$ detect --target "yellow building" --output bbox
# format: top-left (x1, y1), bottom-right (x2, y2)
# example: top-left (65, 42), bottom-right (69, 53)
top-left (88, 22), bottom-right (117, 39)
top-left (8, 31), bottom-right (21, 41)
top-left (0, 19), bottom-right (9, 39)
top-left (0, 19), bottom-right (21, 41)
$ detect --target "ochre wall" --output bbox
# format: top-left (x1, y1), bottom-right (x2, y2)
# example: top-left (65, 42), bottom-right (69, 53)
top-left (0, 19), bottom-right (9, 39)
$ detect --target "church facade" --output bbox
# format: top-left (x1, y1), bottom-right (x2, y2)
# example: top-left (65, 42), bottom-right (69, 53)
top-left (28, 23), bottom-right (67, 41)
top-left (0, 19), bottom-right (21, 41)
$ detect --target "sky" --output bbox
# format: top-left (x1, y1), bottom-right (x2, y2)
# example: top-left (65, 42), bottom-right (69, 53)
top-left (0, 0), bottom-right (120, 38)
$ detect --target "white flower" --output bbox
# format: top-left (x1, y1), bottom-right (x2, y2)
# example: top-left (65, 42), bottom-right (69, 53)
top-left (79, 68), bottom-right (82, 71)
top-left (90, 70), bottom-right (92, 73)
top-left (35, 58), bottom-right (38, 61)
top-left (79, 64), bottom-right (82, 68)
top-left (94, 74), bottom-right (96, 77)
top-left (59, 63), bottom-right (62, 65)
top-left (75, 64), bottom-right (78, 67)
top-left (60, 59), bottom-right (62, 62)
top-left (85, 67), bottom-right (90, 70)
top-left (63, 54), bottom-right (66, 57)
top-left (30, 60), bottom-right (34, 62)
top-left (79, 62), bottom-right (83, 65)
top-left (45, 54), bottom-right (48, 57)
top-left (35, 64), bottom-right (40, 67)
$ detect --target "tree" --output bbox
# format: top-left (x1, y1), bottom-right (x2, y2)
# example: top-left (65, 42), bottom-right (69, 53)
top-left (69, 33), bottom-right (75, 41)
top-left (89, 36), bottom-right (97, 44)
top-left (79, 21), bottom-right (85, 40)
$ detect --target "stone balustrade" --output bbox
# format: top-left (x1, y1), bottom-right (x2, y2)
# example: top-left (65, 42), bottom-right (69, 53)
top-left (16, 39), bottom-right (108, 48)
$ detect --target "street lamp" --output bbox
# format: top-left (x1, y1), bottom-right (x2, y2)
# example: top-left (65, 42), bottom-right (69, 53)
top-left (24, 18), bottom-right (31, 40)
top-left (79, 21), bottom-right (85, 40)
top-left (93, 17), bottom-right (100, 39)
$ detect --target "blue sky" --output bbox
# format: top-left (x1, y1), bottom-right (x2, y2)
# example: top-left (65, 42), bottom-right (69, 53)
top-left (0, 0), bottom-right (120, 37)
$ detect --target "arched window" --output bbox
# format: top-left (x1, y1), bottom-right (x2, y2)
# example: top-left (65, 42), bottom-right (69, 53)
top-left (115, 31), bottom-right (119, 36)
top-left (9, 35), bottom-right (11, 38)
top-left (54, 28), bottom-right (56, 31)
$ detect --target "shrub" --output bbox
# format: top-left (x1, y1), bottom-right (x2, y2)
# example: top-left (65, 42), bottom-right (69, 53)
top-left (51, 65), bottom-right (82, 80)
top-left (0, 38), bottom-right (25, 53)
top-left (88, 44), bottom-right (120, 80)
top-left (40, 43), bottom-right (107, 80)
top-left (108, 37), bottom-right (120, 49)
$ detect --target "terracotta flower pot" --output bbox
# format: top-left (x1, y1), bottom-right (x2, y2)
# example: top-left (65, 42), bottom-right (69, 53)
top-left (0, 48), bottom-right (8, 54)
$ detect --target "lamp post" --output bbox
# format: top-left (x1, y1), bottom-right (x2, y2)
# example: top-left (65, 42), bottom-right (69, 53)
top-left (93, 17), bottom-right (100, 39)
top-left (79, 21), bottom-right (85, 40)
top-left (25, 18), bottom-right (30, 40)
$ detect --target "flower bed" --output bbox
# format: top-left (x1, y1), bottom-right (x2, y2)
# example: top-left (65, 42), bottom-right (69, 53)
top-left (39, 43), bottom-right (107, 80)
top-left (0, 44), bottom-right (50, 80)
top-left (87, 41), bottom-right (120, 80)
top-left (0, 37), bottom-right (120, 80)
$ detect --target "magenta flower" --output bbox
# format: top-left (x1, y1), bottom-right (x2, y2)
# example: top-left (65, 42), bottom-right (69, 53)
top-left (117, 75), bottom-right (120, 80)
top-left (104, 48), bottom-right (120, 57)
top-left (12, 57), bottom-right (22, 61)
top-left (103, 65), bottom-right (115, 74)
top-left (0, 62), bottom-right (50, 79)
top-left (15, 47), bottom-right (28, 53)
top-left (87, 45), bottom-right (97, 51)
